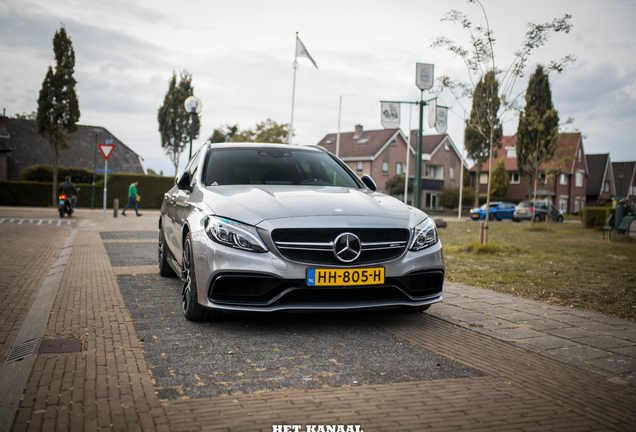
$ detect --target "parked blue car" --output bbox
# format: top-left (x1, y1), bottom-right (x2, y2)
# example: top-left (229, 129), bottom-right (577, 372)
top-left (470, 201), bottom-right (517, 221)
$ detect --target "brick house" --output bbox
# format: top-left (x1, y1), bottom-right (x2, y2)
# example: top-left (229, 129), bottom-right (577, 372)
top-left (470, 132), bottom-right (589, 214)
top-left (585, 154), bottom-right (615, 207)
top-left (612, 161), bottom-right (636, 207)
top-left (316, 124), bottom-right (467, 209)
top-left (0, 116), bottom-right (146, 180)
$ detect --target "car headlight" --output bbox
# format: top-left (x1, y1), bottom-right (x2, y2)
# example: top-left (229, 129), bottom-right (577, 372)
top-left (409, 218), bottom-right (438, 251)
top-left (204, 216), bottom-right (268, 253)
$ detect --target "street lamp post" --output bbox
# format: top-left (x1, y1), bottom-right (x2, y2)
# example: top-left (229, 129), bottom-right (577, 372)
top-left (184, 95), bottom-right (202, 161)
top-left (91, 129), bottom-right (100, 209)
top-left (336, 95), bottom-right (356, 158)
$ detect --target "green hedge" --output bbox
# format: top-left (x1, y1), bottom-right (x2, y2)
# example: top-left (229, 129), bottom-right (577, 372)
top-left (0, 174), bottom-right (174, 209)
top-left (19, 164), bottom-right (105, 184)
top-left (582, 206), bottom-right (612, 229)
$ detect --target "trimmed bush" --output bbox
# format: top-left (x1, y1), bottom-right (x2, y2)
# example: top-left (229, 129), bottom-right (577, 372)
top-left (582, 207), bottom-right (612, 229)
top-left (19, 164), bottom-right (104, 184)
top-left (0, 174), bottom-right (174, 209)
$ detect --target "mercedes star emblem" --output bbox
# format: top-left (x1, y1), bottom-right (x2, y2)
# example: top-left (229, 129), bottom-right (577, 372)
top-left (333, 233), bottom-right (362, 263)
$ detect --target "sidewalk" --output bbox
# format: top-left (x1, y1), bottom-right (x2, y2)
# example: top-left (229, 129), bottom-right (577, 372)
top-left (1, 207), bottom-right (635, 431)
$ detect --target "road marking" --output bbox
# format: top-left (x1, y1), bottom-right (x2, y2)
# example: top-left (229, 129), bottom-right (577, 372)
top-left (0, 218), bottom-right (77, 226)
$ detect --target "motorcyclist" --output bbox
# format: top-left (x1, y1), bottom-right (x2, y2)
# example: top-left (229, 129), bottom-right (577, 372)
top-left (59, 176), bottom-right (78, 209)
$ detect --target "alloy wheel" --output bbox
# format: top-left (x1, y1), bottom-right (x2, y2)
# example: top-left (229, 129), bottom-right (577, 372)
top-left (182, 239), bottom-right (192, 313)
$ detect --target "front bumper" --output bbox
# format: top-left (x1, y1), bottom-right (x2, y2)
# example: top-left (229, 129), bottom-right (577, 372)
top-left (191, 229), bottom-right (444, 312)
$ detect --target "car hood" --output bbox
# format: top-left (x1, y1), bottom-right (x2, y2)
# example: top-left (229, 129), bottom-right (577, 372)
top-left (200, 185), bottom-right (416, 226)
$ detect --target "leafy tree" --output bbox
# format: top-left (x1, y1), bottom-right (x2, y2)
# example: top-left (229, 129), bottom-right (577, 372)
top-left (489, 159), bottom-right (509, 200)
top-left (465, 71), bottom-right (503, 208)
top-left (12, 111), bottom-right (37, 120)
top-left (158, 71), bottom-right (200, 175)
top-left (207, 124), bottom-right (238, 144)
top-left (384, 174), bottom-right (413, 197)
top-left (231, 119), bottom-right (291, 144)
top-left (36, 26), bottom-right (80, 206)
top-left (432, 0), bottom-right (574, 238)
top-left (207, 129), bottom-right (226, 143)
top-left (438, 186), bottom-right (476, 209)
top-left (516, 65), bottom-right (560, 224)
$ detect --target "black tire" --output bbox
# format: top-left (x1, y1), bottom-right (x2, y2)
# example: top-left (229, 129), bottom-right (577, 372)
top-left (534, 214), bottom-right (541, 222)
top-left (489, 213), bottom-right (496, 221)
top-left (158, 227), bottom-right (176, 277)
top-left (181, 234), bottom-right (221, 322)
top-left (399, 304), bottom-right (431, 314)
top-left (59, 209), bottom-right (64, 218)
top-left (557, 215), bottom-right (564, 223)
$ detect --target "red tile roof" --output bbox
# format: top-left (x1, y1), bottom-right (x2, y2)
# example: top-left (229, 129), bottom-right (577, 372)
top-left (316, 128), bottom-right (400, 158)
top-left (470, 132), bottom-right (583, 173)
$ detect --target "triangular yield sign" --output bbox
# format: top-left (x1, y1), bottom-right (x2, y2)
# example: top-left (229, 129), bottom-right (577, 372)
top-left (98, 144), bottom-right (116, 160)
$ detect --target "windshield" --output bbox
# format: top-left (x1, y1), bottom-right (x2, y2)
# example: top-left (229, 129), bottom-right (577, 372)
top-left (204, 147), bottom-right (360, 188)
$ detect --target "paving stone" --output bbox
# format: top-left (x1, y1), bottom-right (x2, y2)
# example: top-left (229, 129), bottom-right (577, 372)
top-left (571, 336), bottom-right (636, 350)
top-left (545, 345), bottom-right (613, 361)
top-left (517, 335), bottom-right (579, 350)
top-left (585, 355), bottom-right (636, 374)
top-left (544, 327), bottom-right (599, 339)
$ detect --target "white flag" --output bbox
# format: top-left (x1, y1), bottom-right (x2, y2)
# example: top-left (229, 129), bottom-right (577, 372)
top-left (435, 106), bottom-right (448, 134)
top-left (428, 98), bottom-right (437, 129)
top-left (296, 38), bottom-right (318, 68)
top-left (381, 102), bottom-right (400, 129)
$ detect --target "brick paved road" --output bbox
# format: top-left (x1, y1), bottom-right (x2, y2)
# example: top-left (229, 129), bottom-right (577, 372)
top-left (0, 224), bottom-right (70, 362)
top-left (3, 210), bottom-right (636, 431)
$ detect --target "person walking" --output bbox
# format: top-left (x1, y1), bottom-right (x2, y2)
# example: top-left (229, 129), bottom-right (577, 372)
top-left (121, 180), bottom-right (142, 217)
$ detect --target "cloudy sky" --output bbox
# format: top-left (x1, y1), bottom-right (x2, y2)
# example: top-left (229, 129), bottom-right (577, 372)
top-left (1, 0), bottom-right (635, 176)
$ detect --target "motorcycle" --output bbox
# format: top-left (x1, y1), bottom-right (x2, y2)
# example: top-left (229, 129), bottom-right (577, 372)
top-left (58, 194), bottom-right (74, 217)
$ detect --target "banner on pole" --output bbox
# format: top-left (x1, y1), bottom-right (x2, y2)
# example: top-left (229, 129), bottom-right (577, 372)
top-left (416, 63), bottom-right (434, 90)
top-left (428, 98), bottom-right (437, 128)
top-left (435, 106), bottom-right (448, 134)
top-left (380, 102), bottom-right (400, 129)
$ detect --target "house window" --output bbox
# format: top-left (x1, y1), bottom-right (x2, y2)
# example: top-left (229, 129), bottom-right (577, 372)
top-left (631, 186), bottom-right (636, 195)
top-left (559, 198), bottom-right (567, 212)
top-left (577, 148), bottom-right (581, 163)
top-left (509, 172), bottom-right (520, 184)
top-left (506, 147), bottom-right (517, 159)
top-left (357, 136), bottom-right (371, 144)
top-left (396, 162), bottom-right (404, 176)
top-left (426, 165), bottom-right (435, 178)
top-left (559, 173), bottom-right (567, 186)
top-left (604, 181), bottom-right (610, 193)
top-left (382, 161), bottom-right (389, 173)
top-left (480, 173), bottom-right (488, 185)
top-left (444, 143), bottom-right (450, 151)
top-left (449, 166), bottom-right (455, 179)
top-left (574, 197), bottom-right (580, 212)
top-left (575, 172), bottom-right (583, 188)
top-left (390, 139), bottom-right (397, 146)
top-left (324, 139), bottom-right (334, 145)
top-left (540, 173), bottom-right (547, 184)
top-left (356, 161), bottom-right (363, 172)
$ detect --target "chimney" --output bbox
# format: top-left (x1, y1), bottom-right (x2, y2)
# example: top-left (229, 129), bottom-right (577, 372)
top-left (353, 124), bottom-right (363, 139)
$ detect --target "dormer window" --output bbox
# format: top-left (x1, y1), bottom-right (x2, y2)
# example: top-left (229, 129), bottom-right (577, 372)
top-left (357, 136), bottom-right (371, 144)
top-left (325, 139), bottom-right (334, 145)
top-left (506, 147), bottom-right (517, 159)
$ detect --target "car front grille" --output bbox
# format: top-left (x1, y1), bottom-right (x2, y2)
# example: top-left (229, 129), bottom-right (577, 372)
top-left (271, 228), bottom-right (410, 266)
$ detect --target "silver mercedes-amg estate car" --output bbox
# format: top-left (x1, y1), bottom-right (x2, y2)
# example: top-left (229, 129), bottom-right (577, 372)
top-left (159, 143), bottom-right (444, 321)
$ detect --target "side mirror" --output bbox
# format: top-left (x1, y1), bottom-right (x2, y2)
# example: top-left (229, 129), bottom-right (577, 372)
top-left (361, 174), bottom-right (376, 191)
top-left (176, 170), bottom-right (192, 191)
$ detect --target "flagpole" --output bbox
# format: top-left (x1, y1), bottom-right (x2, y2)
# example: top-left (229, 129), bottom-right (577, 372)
top-left (404, 104), bottom-right (412, 204)
top-left (289, 32), bottom-right (299, 146)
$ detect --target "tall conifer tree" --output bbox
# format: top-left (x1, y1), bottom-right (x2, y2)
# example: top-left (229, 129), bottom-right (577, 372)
top-left (158, 71), bottom-right (200, 175)
top-left (36, 26), bottom-right (80, 205)
top-left (516, 65), bottom-right (560, 223)
top-left (465, 71), bottom-right (503, 207)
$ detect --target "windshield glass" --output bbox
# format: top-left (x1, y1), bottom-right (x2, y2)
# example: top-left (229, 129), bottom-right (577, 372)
top-left (204, 147), bottom-right (360, 188)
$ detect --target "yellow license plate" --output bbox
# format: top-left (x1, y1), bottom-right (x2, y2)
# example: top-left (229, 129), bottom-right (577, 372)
top-left (307, 268), bottom-right (384, 286)
top-left (519, 210), bottom-right (526, 214)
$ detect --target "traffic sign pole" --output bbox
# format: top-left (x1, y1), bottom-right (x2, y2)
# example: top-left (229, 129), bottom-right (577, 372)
top-left (97, 143), bottom-right (116, 221)
top-left (103, 159), bottom-right (108, 220)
